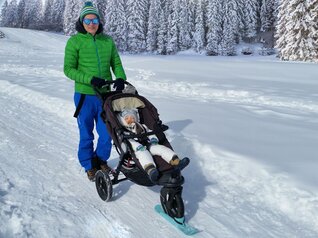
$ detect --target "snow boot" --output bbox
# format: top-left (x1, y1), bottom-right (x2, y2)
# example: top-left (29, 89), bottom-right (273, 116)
top-left (87, 168), bottom-right (97, 182)
top-left (170, 156), bottom-right (190, 171)
top-left (100, 160), bottom-right (111, 173)
top-left (145, 164), bottom-right (159, 183)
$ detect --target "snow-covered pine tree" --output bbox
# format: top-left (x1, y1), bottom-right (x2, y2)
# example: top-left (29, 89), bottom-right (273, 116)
top-left (206, 0), bottom-right (223, 56)
top-left (260, 0), bottom-right (276, 32)
top-left (104, 0), bottom-right (119, 42)
top-left (63, 0), bottom-right (81, 35)
top-left (235, 0), bottom-right (246, 41)
top-left (241, 0), bottom-right (259, 42)
top-left (51, 0), bottom-right (65, 32)
top-left (115, 0), bottom-right (129, 52)
top-left (275, 0), bottom-right (289, 59)
top-left (157, 0), bottom-right (168, 54)
top-left (192, 0), bottom-right (205, 53)
top-left (219, 0), bottom-right (237, 56)
top-left (42, 0), bottom-right (55, 30)
top-left (0, 0), bottom-right (8, 27)
top-left (166, 0), bottom-right (180, 54)
top-left (127, 0), bottom-right (149, 53)
top-left (16, 0), bottom-right (26, 28)
top-left (258, 0), bottom-right (278, 50)
top-left (147, 0), bottom-right (161, 52)
top-left (5, 0), bottom-right (18, 28)
top-left (23, 0), bottom-right (43, 30)
top-left (284, 0), bottom-right (307, 61)
top-left (280, 0), bottom-right (318, 62)
top-left (307, 0), bottom-right (318, 62)
top-left (188, 0), bottom-right (196, 41)
top-left (104, 0), bottom-right (128, 51)
top-left (178, 0), bottom-right (192, 51)
top-left (95, 0), bottom-right (106, 22)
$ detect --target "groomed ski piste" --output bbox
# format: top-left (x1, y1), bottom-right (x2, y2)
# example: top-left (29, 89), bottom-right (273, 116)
top-left (0, 28), bottom-right (318, 238)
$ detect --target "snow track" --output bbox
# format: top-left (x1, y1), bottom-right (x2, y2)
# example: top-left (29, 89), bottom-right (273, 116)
top-left (0, 81), bottom-right (133, 237)
top-left (127, 67), bottom-right (318, 115)
top-left (188, 140), bottom-right (318, 237)
top-left (1, 28), bottom-right (318, 237)
top-left (1, 81), bottom-right (317, 237)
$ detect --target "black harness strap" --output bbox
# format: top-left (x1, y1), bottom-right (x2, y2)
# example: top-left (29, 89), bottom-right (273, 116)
top-left (73, 94), bottom-right (86, 118)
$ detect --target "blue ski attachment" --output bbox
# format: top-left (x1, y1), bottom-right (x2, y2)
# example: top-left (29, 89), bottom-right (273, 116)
top-left (154, 204), bottom-right (199, 236)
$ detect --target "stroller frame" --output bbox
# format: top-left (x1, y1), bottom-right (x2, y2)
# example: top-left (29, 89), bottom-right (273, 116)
top-left (93, 81), bottom-right (186, 220)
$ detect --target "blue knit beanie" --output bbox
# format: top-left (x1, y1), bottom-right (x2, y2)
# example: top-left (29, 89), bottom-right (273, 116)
top-left (121, 109), bottom-right (138, 121)
top-left (80, 2), bottom-right (100, 23)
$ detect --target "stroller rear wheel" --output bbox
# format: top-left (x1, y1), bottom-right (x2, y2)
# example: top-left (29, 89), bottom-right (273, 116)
top-left (160, 186), bottom-right (184, 219)
top-left (95, 170), bottom-right (113, 202)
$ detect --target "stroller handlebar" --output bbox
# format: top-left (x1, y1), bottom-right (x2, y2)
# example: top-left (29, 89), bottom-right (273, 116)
top-left (93, 80), bottom-right (135, 102)
top-left (98, 79), bottom-right (132, 87)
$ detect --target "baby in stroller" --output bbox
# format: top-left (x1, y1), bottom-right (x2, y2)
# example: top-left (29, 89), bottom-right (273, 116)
top-left (117, 108), bottom-right (190, 183)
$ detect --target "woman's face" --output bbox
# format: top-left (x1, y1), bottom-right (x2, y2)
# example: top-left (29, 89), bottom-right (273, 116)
top-left (83, 14), bottom-right (99, 35)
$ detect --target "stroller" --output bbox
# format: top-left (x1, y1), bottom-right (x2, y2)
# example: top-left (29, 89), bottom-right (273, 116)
top-left (93, 81), bottom-right (187, 222)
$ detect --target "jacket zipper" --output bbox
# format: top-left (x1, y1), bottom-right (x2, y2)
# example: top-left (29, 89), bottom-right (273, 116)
top-left (93, 36), bottom-right (102, 77)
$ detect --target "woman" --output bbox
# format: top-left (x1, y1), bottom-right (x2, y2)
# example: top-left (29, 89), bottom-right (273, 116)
top-left (64, 1), bottom-right (126, 181)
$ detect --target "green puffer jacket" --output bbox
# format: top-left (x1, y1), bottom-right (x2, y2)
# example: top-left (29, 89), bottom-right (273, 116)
top-left (64, 22), bottom-right (126, 95)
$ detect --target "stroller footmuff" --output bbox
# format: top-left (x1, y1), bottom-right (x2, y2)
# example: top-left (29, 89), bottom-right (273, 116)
top-left (120, 152), bottom-right (154, 186)
top-left (94, 83), bottom-right (188, 219)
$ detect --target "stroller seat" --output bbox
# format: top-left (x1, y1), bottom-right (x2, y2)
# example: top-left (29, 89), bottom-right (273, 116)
top-left (102, 92), bottom-right (184, 185)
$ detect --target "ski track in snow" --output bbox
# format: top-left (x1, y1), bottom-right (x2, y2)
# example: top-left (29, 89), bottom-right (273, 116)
top-left (186, 139), bottom-right (318, 237)
top-left (0, 81), bottom-right (133, 238)
top-left (126, 67), bottom-right (318, 115)
top-left (1, 28), bottom-right (318, 237)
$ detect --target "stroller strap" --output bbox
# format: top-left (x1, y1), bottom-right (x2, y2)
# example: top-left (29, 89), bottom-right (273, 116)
top-left (73, 94), bottom-right (86, 118)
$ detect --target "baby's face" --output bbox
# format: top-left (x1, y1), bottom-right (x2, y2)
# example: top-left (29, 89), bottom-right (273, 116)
top-left (124, 115), bottom-right (135, 125)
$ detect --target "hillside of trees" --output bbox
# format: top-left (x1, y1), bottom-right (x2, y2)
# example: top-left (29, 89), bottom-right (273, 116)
top-left (0, 0), bottom-right (317, 62)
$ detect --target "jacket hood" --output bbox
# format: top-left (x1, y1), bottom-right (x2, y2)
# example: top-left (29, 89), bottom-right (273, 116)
top-left (75, 18), bottom-right (103, 35)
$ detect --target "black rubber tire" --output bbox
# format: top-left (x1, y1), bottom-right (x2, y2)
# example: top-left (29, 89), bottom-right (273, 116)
top-left (95, 170), bottom-right (113, 202)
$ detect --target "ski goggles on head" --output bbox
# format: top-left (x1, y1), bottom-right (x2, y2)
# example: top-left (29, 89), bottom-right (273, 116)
top-left (83, 18), bottom-right (99, 25)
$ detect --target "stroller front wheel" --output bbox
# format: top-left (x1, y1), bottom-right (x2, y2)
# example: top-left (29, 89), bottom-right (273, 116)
top-left (95, 170), bottom-right (113, 202)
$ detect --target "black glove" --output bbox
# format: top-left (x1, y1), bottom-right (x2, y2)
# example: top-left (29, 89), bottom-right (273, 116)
top-left (91, 77), bottom-right (106, 88)
top-left (113, 78), bottom-right (125, 91)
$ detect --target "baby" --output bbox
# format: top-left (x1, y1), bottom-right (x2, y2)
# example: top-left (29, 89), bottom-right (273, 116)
top-left (118, 109), bottom-right (189, 183)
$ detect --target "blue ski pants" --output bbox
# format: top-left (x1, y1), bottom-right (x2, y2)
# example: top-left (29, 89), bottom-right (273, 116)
top-left (74, 93), bottom-right (112, 171)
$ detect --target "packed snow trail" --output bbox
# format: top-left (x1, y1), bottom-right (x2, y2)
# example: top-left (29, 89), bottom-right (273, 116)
top-left (1, 28), bottom-right (318, 238)
top-left (127, 67), bottom-right (318, 114)
top-left (0, 80), bottom-right (178, 238)
top-left (1, 81), bottom-right (318, 238)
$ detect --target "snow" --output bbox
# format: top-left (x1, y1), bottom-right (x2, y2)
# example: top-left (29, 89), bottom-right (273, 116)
top-left (1, 27), bottom-right (318, 238)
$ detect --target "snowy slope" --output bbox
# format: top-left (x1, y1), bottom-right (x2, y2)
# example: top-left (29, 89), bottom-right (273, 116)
top-left (0, 27), bottom-right (318, 238)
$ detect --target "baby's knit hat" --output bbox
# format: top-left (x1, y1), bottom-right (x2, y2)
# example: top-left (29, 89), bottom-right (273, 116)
top-left (80, 2), bottom-right (100, 23)
top-left (121, 109), bottom-right (138, 121)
